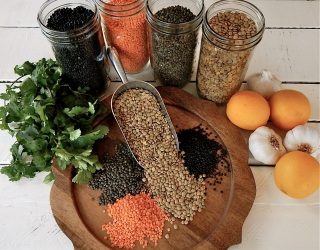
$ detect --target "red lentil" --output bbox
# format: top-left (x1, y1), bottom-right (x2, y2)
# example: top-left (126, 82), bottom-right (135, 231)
top-left (102, 0), bottom-right (149, 73)
top-left (102, 193), bottom-right (168, 249)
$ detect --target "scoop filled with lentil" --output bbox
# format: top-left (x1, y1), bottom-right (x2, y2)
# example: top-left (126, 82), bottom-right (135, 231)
top-left (113, 89), bottom-right (206, 223)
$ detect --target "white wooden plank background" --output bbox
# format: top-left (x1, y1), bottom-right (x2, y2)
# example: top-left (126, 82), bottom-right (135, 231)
top-left (0, 28), bottom-right (319, 82)
top-left (0, 0), bottom-right (319, 250)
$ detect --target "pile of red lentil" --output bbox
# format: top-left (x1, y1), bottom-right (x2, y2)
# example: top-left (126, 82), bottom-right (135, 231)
top-left (102, 193), bottom-right (168, 249)
top-left (90, 90), bottom-right (230, 249)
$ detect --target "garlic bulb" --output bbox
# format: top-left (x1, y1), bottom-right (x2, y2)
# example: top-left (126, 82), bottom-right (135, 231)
top-left (247, 70), bottom-right (282, 98)
top-left (249, 126), bottom-right (286, 164)
top-left (284, 124), bottom-right (320, 161)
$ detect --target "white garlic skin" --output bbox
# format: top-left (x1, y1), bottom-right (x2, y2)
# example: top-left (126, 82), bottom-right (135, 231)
top-left (247, 70), bottom-right (282, 99)
top-left (284, 124), bottom-right (320, 161)
top-left (249, 126), bottom-right (286, 164)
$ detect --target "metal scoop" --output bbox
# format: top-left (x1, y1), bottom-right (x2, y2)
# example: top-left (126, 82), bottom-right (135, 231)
top-left (105, 46), bottom-right (179, 160)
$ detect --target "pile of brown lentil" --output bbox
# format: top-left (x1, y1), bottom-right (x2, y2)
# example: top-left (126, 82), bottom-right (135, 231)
top-left (197, 11), bottom-right (258, 103)
top-left (114, 89), bottom-right (206, 223)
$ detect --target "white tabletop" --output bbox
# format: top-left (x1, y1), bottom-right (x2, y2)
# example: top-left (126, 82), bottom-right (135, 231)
top-left (0, 1), bottom-right (319, 250)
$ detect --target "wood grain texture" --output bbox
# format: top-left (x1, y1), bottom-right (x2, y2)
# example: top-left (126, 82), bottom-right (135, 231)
top-left (51, 166), bottom-right (107, 250)
top-left (51, 87), bottom-right (256, 250)
top-left (0, 167), bottom-right (318, 250)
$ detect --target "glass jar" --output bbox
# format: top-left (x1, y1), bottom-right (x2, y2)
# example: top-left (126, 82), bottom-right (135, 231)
top-left (95, 0), bottom-right (149, 74)
top-left (197, 0), bottom-right (265, 103)
top-left (37, 0), bottom-right (109, 96)
top-left (147, 0), bottom-right (204, 87)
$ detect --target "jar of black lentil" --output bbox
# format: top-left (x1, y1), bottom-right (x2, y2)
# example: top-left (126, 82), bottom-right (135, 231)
top-left (146, 0), bottom-right (204, 87)
top-left (95, 0), bottom-right (149, 74)
top-left (38, 0), bottom-right (109, 96)
top-left (196, 0), bottom-right (265, 104)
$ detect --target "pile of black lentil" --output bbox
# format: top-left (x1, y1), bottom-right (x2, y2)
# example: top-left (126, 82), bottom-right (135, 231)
top-left (151, 6), bottom-right (198, 87)
top-left (89, 143), bottom-right (146, 205)
top-left (178, 126), bottom-right (231, 184)
top-left (46, 6), bottom-right (107, 95)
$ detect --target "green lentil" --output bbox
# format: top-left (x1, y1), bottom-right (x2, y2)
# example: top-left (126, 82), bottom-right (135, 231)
top-left (89, 143), bottom-right (146, 205)
top-left (150, 6), bottom-right (198, 87)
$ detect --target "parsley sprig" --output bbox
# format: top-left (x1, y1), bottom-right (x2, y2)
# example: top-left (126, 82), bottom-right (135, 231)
top-left (0, 59), bottom-right (108, 184)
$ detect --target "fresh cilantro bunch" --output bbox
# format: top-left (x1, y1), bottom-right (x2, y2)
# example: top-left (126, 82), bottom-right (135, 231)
top-left (0, 59), bottom-right (108, 184)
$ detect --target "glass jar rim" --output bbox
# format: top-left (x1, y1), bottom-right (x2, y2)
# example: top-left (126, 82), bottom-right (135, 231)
top-left (96, 0), bottom-right (145, 17)
top-left (95, 0), bottom-right (143, 8)
top-left (37, 0), bottom-right (99, 39)
top-left (146, 0), bottom-right (204, 34)
top-left (205, 0), bottom-right (265, 43)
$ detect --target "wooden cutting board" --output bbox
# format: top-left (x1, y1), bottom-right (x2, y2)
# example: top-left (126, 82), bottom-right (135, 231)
top-left (50, 87), bottom-right (256, 250)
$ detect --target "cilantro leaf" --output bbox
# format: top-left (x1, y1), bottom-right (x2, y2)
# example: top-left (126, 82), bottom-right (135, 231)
top-left (0, 58), bottom-right (108, 184)
top-left (14, 61), bottom-right (36, 76)
top-left (69, 129), bottom-right (81, 141)
top-left (71, 126), bottom-right (108, 148)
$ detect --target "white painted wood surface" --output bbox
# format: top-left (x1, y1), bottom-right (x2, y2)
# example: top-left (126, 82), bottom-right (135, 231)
top-left (0, 1), bottom-right (319, 250)
top-left (1, 28), bottom-right (319, 82)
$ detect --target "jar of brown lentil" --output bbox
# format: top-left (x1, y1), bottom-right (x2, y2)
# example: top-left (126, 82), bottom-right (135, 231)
top-left (146, 0), bottom-right (204, 87)
top-left (95, 0), bottom-right (149, 74)
top-left (196, 0), bottom-right (265, 103)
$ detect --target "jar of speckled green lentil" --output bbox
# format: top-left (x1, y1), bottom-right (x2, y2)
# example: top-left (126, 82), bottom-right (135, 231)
top-left (147, 0), bottom-right (204, 87)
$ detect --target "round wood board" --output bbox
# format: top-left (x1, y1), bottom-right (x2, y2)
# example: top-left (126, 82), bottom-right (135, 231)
top-left (50, 87), bottom-right (256, 250)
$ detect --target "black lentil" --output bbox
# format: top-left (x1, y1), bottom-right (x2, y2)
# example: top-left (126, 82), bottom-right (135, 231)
top-left (150, 6), bottom-right (198, 87)
top-left (177, 125), bottom-right (231, 185)
top-left (89, 144), bottom-right (146, 205)
top-left (46, 6), bottom-right (107, 95)
top-left (47, 6), bottom-right (94, 31)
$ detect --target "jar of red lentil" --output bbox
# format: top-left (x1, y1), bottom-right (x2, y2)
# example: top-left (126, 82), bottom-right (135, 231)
top-left (95, 0), bottom-right (149, 74)
top-left (196, 0), bottom-right (265, 103)
top-left (146, 0), bottom-right (204, 87)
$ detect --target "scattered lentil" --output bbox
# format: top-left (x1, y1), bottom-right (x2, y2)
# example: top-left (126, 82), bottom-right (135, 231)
top-left (100, 0), bottom-right (149, 73)
top-left (102, 193), bottom-right (168, 249)
top-left (89, 143), bottom-right (145, 205)
top-left (46, 6), bottom-right (107, 95)
top-left (114, 89), bottom-right (206, 222)
top-left (197, 11), bottom-right (259, 103)
top-left (149, 6), bottom-right (198, 87)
